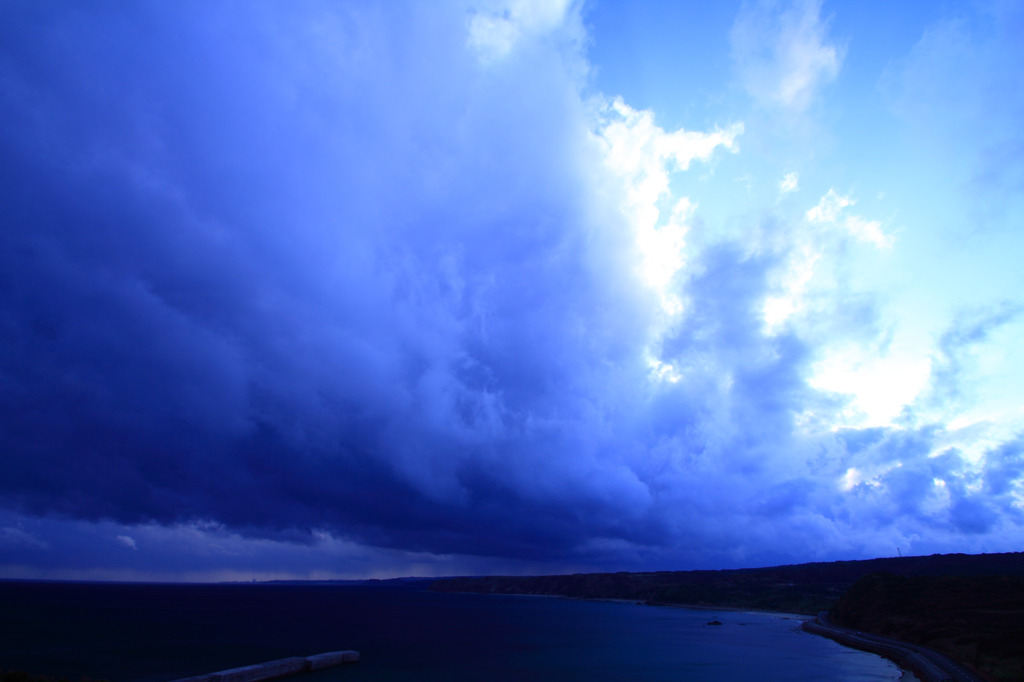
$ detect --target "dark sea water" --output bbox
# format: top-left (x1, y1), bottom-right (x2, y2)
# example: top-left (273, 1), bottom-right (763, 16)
top-left (0, 581), bottom-right (909, 681)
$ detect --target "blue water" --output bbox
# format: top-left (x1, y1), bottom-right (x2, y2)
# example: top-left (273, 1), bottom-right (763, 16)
top-left (0, 581), bottom-right (908, 681)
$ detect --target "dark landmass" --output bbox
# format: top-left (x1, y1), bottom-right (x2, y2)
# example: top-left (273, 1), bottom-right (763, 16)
top-left (1, 672), bottom-right (107, 682)
top-left (431, 552), bottom-right (1024, 681)
top-left (254, 577), bottom-right (435, 587)
top-left (431, 552), bottom-right (1024, 615)
top-left (433, 565), bottom-right (842, 614)
top-left (830, 572), bottom-right (1024, 681)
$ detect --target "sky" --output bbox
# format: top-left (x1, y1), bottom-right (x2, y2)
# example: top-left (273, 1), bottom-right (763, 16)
top-left (0, 0), bottom-right (1022, 582)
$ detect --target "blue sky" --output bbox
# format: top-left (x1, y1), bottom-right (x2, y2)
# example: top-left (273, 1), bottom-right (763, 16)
top-left (0, 0), bottom-right (1022, 581)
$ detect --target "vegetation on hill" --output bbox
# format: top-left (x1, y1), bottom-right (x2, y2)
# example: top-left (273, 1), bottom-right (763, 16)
top-left (831, 572), bottom-right (1024, 682)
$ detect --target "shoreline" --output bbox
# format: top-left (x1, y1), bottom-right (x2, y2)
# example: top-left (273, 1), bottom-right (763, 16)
top-left (447, 590), bottom-right (931, 678)
top-left (801, 612), bottom-right (983, 682)
top-left (646, 599), bottom-right (813, 620)
top-left (446, 588), bottom-right (814, 619)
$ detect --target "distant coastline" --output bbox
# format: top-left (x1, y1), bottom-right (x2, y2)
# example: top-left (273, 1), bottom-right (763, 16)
top-left (429, 551), bottom-right (1024, 681)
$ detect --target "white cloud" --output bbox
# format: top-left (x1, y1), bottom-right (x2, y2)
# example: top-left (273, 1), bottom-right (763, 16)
top-left (845, 215), bottom-right (891, 250)
top-left (810, 344), bottom-right (932, 427)
top-left (764, 187), bottom-right (889, 335)
top-left (806, 189), bottom-right (892, 248)
top-left (805, 187), bottom-right (852, 223)
top-left (117, 535), bottom-right (138, 550)
top-left (731, 0), bottom-right (843, 111)
top-left (468, 0), bottom-right (573, 63)
top-left (779, 171), bottom-right (800, 193)
top-left (763, 243), bottom-right (819, 333)
top-left (595, 97), bottom-right (742, 301)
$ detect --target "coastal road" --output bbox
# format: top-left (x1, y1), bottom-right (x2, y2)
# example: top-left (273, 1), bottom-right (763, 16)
top-left (802, 613), bottom-right (983, 682)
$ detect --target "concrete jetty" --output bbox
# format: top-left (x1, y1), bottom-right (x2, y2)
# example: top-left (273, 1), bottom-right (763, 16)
top-left (172, 650), bottom-right (359, 682)
top-left (305, 651), bottom-right (360, 671)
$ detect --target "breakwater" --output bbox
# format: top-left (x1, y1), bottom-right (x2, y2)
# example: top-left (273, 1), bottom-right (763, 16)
top-left (172, 650), bottom-right (359, 682)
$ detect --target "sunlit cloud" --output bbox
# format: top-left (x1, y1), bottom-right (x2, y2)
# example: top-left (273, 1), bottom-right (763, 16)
top-left (595, 96), bottom-right (741, 307)
top-left (730, 0), bottom-right (844, 111)
top-left (810, 345), bottom-right (932, 427)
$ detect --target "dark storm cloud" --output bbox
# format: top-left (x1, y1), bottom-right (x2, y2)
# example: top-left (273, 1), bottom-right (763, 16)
top-left (984, 437), bottom-right (1024, 499)
top-left (0, 0), bottom-right (661, 563)
top-left (1, 1), bottom-right (1021, 578)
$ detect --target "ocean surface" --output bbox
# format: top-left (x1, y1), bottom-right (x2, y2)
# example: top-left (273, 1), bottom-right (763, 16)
top-left (0, 580), bottom-right (911, 681)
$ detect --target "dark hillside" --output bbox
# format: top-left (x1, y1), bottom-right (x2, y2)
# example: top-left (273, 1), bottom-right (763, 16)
top-left (831, 572), bottom-right (1024, 681)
